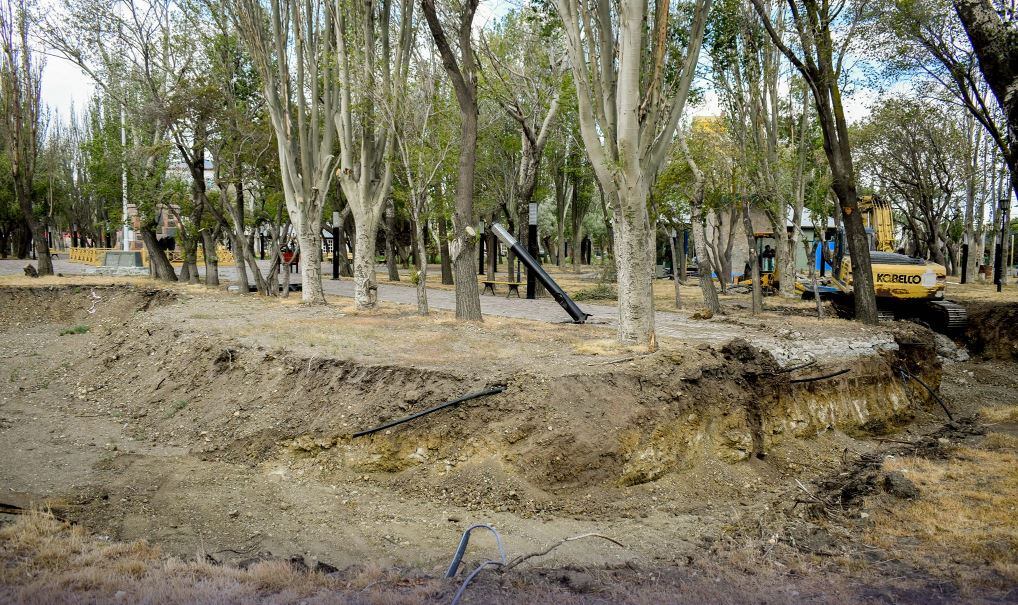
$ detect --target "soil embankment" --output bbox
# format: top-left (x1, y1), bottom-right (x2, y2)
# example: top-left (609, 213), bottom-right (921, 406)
top-left (6, 283), bottom-right (1004, 604)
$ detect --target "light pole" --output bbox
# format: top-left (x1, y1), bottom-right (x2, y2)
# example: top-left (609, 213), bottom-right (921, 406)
top-left (526, 202), bottom-right (538, 299)
top-left (961, 231), bottom-right (969, 284)
top-left (121, 107), bottom-right (130, 251)
top-left (332, 211), bottom-right (340, 280)
top-left (995, 197), bottom-right (1008, 292)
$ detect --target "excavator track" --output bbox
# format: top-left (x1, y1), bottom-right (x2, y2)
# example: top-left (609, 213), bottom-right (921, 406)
top-left (828, 294), bottom-right (968, 334)
top-left (924, 300), bottom-right (968, 333)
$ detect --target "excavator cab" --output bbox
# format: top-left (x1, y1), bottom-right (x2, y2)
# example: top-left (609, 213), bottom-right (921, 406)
top-left (736, 232), bottom-right (780, 292)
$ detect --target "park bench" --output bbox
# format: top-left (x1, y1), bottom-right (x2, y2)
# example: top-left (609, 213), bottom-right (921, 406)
top-left (481, 279), bottom-right (523, 298)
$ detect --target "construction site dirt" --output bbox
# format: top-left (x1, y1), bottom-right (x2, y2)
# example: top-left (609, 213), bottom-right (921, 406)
top-left (1, 281), bottom-right (1016, 604)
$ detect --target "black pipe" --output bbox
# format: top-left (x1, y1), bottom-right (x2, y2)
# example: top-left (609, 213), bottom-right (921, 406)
top-left (789, 368), bottom-right (850, 383)
top-left (352, 386), bottom-right (506, 438)
top-left (491, 223), bottom-right (591, 323)
top-left (900, 370), bottom-right (953, 421)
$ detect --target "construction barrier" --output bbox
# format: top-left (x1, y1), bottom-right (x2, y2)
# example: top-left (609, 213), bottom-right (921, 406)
top-left (168, 246), bottom-right (235, 266)
top-left (69, 247), bottom-right (112, 266)
top-left (69, 245), bottom-right (233, 268)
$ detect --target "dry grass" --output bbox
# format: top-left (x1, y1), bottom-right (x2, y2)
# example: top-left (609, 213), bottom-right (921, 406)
top-left (0, 274), bottom-right (156, 288)
top-left (0, 512), bottom-right (875, 605)
top-left (867, 444), bottom-right (1018, 589)
top-left (980, 404), bottom-right (1018, 424)
top-left (943, 280), bottom-right (1018, 303)
top-left (0, 511), bottom-right (443, 604)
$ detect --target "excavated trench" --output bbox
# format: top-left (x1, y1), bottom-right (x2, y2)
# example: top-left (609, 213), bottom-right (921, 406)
top-left (0, 285), bottom-right (942, 514)
top-left (962, 300), bottom-right (1018, 361)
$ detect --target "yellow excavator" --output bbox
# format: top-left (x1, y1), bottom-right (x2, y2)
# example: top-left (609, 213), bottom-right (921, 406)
top-left (735, 232), bottom-right (781, 292)
top-left (799, 195), bottom-right (967, 331)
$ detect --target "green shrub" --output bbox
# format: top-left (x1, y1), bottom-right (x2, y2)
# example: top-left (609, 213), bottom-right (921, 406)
top-left (59, 325), bottom-right (90, 336)
top-left (572, 283), bottom-right (618, 301)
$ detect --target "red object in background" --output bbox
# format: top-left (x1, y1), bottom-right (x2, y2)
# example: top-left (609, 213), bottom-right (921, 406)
top-left (282, 252), bottom-right (294, 263)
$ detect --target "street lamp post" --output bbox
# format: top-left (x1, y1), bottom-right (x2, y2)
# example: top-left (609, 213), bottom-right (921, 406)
top-left (526, 202), bottom-right (538, 299)
top-left (332, 211), bottom-right (340, 280)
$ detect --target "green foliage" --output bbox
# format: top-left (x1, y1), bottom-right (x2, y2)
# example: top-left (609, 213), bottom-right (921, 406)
top-left (572, 282), bottom-right (618, 301)
top-left (58, 325), bottom-right (90, 336)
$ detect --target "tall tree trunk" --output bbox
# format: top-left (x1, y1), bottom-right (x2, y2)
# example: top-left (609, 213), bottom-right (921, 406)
top-left (141, 228), bottom-right (177, 282)
top-left (438, 214), bottom-right (453, 285)
top-left (690, 198), bottom-right (722, 314)
top-left (202, 230), bottom-right (220, 286)
top-left (352, 209), bottom-right (381, 307)
top-left (449, 103), bottom-right (482, 320)
top-left (743, 204), bottom-right (763, 314)
top-left (412, 203), bottom-right (429, 315)
top-left (385, 203), bottom-right (400, 281)
top-left (668, 229), bottom-right (681, 308)
top-left (612, 192), bottom-right (655, 347)
top-left (296, 214), bottom-right (326, 304)
top-left (487, 214), bottom-right (498, 279)
top-left (27, 220), bottom-right (52, 275)
top-left (336, 207), bottom-right (353, 278)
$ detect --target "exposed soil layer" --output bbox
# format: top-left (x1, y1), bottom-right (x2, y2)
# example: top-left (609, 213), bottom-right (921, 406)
top-left (962, 300), bottom-right (1018, 361)
top-left (2, 283), bottom-right (1012, 603)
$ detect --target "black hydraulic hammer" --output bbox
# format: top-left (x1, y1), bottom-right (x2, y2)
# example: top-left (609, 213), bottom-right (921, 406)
top-left (491, 222), bottom-right (591, 323)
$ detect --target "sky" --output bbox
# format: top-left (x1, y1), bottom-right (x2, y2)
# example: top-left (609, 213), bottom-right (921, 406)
top-left (41, 54), bottom-right (95, 121)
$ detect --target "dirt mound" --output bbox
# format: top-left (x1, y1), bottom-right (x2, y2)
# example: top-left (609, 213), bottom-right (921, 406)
top-left (13, 285), bottom-right (933, 513)
top-left (0, 284), bottom-right (175, 329)
top-left (0, 283), bottom-right (948, 572)
top-left (961, 301), bottom-right (1018, 361)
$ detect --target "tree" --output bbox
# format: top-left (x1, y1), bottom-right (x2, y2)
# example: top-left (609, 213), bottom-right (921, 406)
top-left (47, 0), bottom-right (195, 282)
top-left (553, 0), bottom-right (712, 348)
top-left (332, 0), bottom-right (413, 309)
top-left (953, 0), bottom-right (1018, 200)
top-left (878, 0), bottom-right (1017, 236)
top-left (750, 0), bottom-right (879, 323)
top-left (855, 98), bottom-right (967, 269)
top-left (1, 0), bottom-right (51, 274)
top-left (674, 129), bottom-right (723, 314)
top-left (481, 9), bottom-right (563, 282)
top-left (390, 49), bottom-right (454, 315)
top-left (229, 0), bottom-right (337, 304)
top-left (420, 0), bottom-right (482, 321)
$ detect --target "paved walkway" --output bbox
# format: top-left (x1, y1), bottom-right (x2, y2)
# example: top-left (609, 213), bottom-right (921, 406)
top-left (0, 257), bottom-right (895, 363)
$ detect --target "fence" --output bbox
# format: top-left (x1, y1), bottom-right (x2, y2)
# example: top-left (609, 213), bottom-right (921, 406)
top-left (69, 246), bottom-right (233, 268)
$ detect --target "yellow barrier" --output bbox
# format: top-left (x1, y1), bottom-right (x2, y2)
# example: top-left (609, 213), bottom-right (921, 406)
top-left (69, 247), bottom-right (112, 266)
top-left (70, 245), bottom-right (233, 268)
top-left (168, 246), bottom-right (235, 266)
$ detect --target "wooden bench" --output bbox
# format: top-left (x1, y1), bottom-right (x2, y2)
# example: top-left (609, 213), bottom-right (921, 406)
top-left (482, 280), bottom-right (523, 298)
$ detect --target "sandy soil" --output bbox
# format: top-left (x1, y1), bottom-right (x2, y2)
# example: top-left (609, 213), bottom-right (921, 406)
top-left (0, 280), bottom-right (1015, 603)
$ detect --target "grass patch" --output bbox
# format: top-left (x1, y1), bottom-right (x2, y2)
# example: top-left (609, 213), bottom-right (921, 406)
top-left (163, 399), bottom-right (188, 419)
top-left (981, 404), bottom-right (1018, 424)
top-left (572, 282), bottom-right (618, 301)
top-left (58, 325), bottom-right (90, 336)
top-left (867, 446), bottom-right (1018, 589)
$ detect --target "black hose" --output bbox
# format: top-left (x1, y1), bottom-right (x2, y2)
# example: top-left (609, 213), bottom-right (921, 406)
top-left (352, 385), bottom-right (506, 438)
top-left (789, 368), bottom-right (851, 383)
top-left (900, 370), bottom-right (954, 421)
